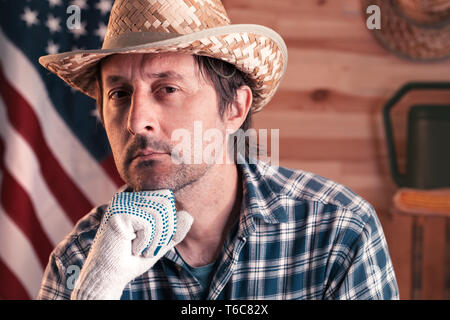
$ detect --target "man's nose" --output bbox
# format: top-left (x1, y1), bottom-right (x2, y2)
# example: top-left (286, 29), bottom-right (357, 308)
top-left (127, 90), bottom-right (160, 136)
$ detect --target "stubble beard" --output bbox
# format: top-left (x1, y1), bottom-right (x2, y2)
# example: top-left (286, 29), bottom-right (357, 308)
top-left (127, 159), bottom-right (211, 193)
top-left (117, 134), bottom-right (211, 192)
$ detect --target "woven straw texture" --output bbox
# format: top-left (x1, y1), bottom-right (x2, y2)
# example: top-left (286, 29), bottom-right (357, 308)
top-left (363, 0), bottom-right (450, 61)
top-left (39, 0), bottom-right (287, 113)
top-left (105, 0), bottom-right (230, 39)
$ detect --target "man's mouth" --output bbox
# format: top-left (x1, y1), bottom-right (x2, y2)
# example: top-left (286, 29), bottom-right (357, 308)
top-left (131, 149), bottom-right (169, 162)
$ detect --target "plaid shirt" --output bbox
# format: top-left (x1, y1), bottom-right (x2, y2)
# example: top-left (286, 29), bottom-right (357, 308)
top-left (37, 159), bottom-right (399, 300)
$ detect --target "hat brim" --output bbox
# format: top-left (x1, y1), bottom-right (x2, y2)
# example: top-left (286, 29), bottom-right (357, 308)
top-left (364, 0), bottom-right (450, 62)
top-left (39, 24), bottom-right (288, 112)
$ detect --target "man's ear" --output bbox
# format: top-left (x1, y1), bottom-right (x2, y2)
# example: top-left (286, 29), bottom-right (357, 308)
top-left (225, 85), bottom-right (252, 132)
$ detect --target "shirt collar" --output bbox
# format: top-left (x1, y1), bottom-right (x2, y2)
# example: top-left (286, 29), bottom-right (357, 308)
top-left (163, 156), bottom-right (289, 264)
top-left (237, 156), bottom-right (289, 237)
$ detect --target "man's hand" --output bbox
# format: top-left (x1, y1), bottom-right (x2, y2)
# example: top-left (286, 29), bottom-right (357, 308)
top-left (71, 189), bottom-right (193, 300)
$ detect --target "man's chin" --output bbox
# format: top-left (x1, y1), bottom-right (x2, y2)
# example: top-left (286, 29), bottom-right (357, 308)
top-left (123, 159), bottom-right (173, 190)
top-left (123, 160), bottom-right (210, 193)
top-left (128, 177), bottom-right (176, 192)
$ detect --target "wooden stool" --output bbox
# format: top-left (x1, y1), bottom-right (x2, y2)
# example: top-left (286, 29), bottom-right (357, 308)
top-left (392, 188), bottom-right (450, 300)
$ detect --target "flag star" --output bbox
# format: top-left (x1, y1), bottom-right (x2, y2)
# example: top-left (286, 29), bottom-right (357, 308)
top-left (47, 0), bottom-right (62, 7)
top-left (46, 40), bottom-right (59, 54)
top-left (90, 108), bottom-right (102, 123)
top-left (64, 81), bottom-right (78, 93)
top-left (46, 14), bottom-right (61, 33)
top-left (96, 0), bottom-right (113, 16)
top-left (70, 21), bottom-right (87, 39)
top-left (94, 22), bottom-right (108, 40)
top-left (70, 0), bottom-right (88, 10)
top-left (21, 7), bottom-right (39, 27)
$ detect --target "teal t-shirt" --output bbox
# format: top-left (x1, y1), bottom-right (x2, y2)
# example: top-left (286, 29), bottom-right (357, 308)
top-left (178, 254), bottom-right (218, 299)
top-left (186, 261), bottom-right (216, 290)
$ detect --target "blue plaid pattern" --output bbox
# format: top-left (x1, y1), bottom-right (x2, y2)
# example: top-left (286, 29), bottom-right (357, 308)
top-left (37, 159), bottom-right (399, 300)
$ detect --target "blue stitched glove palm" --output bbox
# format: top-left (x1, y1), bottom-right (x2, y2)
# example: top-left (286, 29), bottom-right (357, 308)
top-left (70, 189), bottom-right (193, 300)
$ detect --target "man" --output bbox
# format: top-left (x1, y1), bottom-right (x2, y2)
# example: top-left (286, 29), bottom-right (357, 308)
top-left (37, 0), bottom-right (399, 300)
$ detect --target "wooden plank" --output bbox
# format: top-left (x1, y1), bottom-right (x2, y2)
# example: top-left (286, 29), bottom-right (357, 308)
top-left (275, 137), bottom-right (384, 160)
top-left (341, 159), bottom-right (391, 176)
top-left (253, 111), bottom-right (382, 139)
top-left (265, 89), bottom-right (450, 112)
top-left (421, 217), bottom-right (448, 299)
top-left (282, 49), bottom-right (450, 95)
top-left (224, 0), bottom-right (390, 59)
top-left (225, 0), bottom-right (374, 36)
top-left (265, 88), bottom-right (381, 112)
top-left (380, 213), bottom-right (414, 300)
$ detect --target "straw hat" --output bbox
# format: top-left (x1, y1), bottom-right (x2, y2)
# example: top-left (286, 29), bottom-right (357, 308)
top-left (364, 0), bottom-right (450, 61)
top-left (39, 0), bottom-right (288, 113)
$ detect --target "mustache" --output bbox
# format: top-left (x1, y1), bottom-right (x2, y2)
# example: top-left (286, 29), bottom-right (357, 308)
top-left (124, 135), bottom-right (173, 165)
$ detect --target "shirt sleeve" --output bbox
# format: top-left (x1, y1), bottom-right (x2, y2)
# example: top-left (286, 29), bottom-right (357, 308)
top-left (36, 206), bottom-right (104, 300)
top-left (323, 209), bottom-right (400, 300)
top-left (36, 251), bottom-right (73, 300)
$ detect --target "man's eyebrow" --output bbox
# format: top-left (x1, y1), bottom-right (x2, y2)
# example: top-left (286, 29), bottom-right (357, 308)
top-left (104, 71), bottom-right (185, 86)
top-left (148, 71), bottom-right (184, 80)
top-left (104, 75), bottom-right (126, 86)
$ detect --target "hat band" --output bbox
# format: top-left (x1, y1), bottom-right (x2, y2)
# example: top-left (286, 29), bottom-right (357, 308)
top-left (102, 32), bottom-right (180, 49)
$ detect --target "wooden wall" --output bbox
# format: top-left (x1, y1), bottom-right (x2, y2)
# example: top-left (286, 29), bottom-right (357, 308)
top-left (223, 0), bottom-right (450, 299)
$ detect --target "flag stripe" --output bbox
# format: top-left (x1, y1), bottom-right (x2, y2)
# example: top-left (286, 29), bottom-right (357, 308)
top-left (0, 138), bottom-right (54, 268)
top-left (0, 259), bottom-right (30, 300)
top-left (0, 2), bottom-right (117, 299)
top-left (0, 97), bottom-right (74, 246)
top-left (101, 153), bottom-right (125, 187)
top-left (0, 29), bottom-right (119, 206)
top-left (0, 205), bottom-right (43, 299)
top-left (0, 66), bottom-right (93, 223)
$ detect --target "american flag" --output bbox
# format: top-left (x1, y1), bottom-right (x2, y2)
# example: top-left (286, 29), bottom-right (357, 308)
top-left (0, 0), bottom-right (123, 299)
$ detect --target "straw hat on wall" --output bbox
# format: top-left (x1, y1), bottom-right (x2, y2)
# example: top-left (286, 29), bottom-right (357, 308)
top-left (38, 0), bottom-right (288, 113)
top-left (364, 0), bottom-right (450, 61)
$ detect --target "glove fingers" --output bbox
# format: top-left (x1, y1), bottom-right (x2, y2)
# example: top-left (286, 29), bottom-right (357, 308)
top-left (142, 211), bottom-right (193, 263)
top-left (131, 213), bottom-right (156, 256)
top-left (138, 190), bottom-right (176, 257)
top-left (105, 190), bottom-right (191, 259)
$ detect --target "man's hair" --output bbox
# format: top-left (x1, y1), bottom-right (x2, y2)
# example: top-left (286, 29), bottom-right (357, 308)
top-left (193, 55), bottom-right (256, 132)
top-left (95, 54), bottom-right (259, 160)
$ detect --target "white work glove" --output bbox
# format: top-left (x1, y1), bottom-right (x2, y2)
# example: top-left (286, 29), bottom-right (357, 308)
top-left (71, 189), bottom-right (193, 300)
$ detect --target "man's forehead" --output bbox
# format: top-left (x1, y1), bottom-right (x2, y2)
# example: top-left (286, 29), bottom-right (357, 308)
top-left (100, 52), bottom-right (197, 77)
top-left (103, 70), bottom-right (186, 87)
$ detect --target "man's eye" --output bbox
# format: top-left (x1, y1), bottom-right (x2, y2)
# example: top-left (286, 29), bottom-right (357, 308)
top-left (109, 90), bottom-right (129, 100)
top-left (160, 86), bottom-right (178, 94)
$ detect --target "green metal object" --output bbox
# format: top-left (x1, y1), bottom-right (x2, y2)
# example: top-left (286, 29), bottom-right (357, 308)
top-left (383, 82), bottom-right (450, 189)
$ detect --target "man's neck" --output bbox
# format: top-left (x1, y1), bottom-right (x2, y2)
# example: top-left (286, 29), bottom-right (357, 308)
top-left (173, 163), bottom-right (242, 267)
